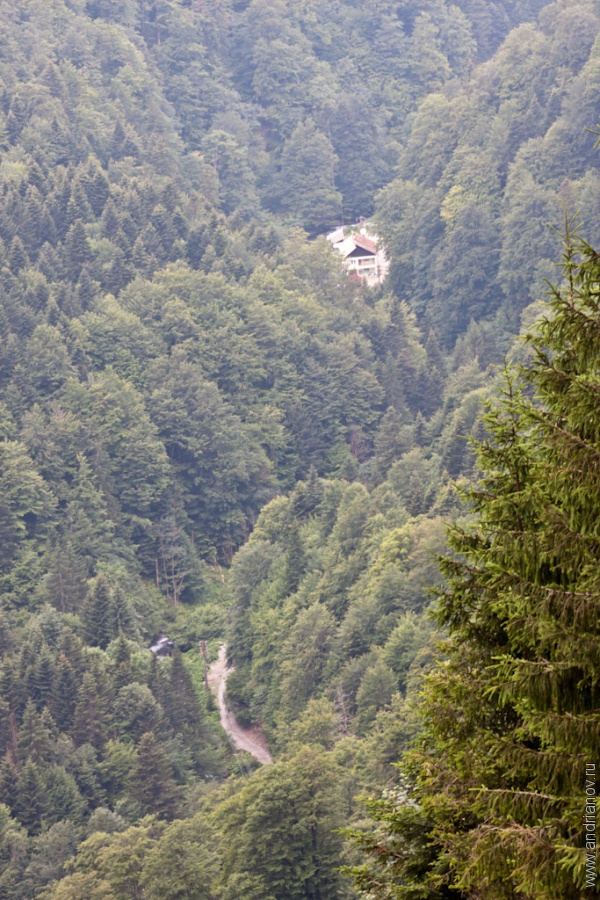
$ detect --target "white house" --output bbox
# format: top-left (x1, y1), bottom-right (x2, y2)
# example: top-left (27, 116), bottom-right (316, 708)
top-left (327, 225), bottom-right (388, 286)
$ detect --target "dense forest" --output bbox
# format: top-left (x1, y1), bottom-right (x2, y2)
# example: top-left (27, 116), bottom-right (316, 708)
top-left (0, 0), bottom-right (599, 897)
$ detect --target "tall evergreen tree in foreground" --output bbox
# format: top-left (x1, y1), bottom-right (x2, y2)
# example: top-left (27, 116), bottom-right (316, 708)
top-left (347, 226), bottom-right (600, 897)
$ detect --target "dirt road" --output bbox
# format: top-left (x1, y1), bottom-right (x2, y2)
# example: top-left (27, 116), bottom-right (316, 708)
top-left (208, 644), bottom-right (272, 766)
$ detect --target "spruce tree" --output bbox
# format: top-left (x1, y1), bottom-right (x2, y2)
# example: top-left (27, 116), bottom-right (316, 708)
top-left (75, 266), bottom-right (100, 311)
top-left (33, 648), bottom-right (54, 709)
top-left (0, 698), bottom-right (10, 756)
top-left (131, 731), bottom-right (179, 820)
top-left (104, 245), bottom-right (129, 295)
top-left (112, 587), bottom-right (135, 639)
top-left (147, 653), bottom-right (165, 707)
top-left (348, 229), bottom-right (600, 898)
top-left (81, 575), bottom-right (114, 649)
top-left (15, 759), bottom-right (47, 834)
top-left (66, 182), bottom-right (94, 227)
top-left (7, 236), bottom-right (29, 274)
top-left (51, 654), bottom-right (79, 733)
top-left (70, 744), bottom-right (106, 809)
top-left (0, 755), bottom-right (19, 813)
top-left (17, 700), bottom-right (54, 766)
top-left (82, 158), bottom-right (110, 217)
top-left (109, 120), bottom-right (127, 160)
top-left (64, 220), bottom-right (91, 282)
top-left (165, 650), bottom-right (203, 747)
top-left (111, 634), bottom-right (133, 693)
top-left (282, 519), bottom-right (305, 596)
top-left (0, 609), bottom-right (12, 658)
top-left (57, 630), bottom-right (85, 675)
top-left (43, 765), bottom-right (87, 825)
top-left (20, 186), bottom-right (45, 253)
top-left (73, 671), bottom-right (111, 750)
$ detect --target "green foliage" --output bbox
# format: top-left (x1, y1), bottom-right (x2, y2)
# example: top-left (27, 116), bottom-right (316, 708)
top-left (0, 1), bottom-right (593, 898)
top-left (226, 471), bottom-right (449, 747)
top-left (140, 816), bottom-right (220, 900)
top-left (217, 748), bottom-right (346, 900)
top-left (346, 231), bottom-right (600, 898)
top-left (376, 1), bottom-right (600, 345)
top-left (131, 732), bottom-right (180, 820)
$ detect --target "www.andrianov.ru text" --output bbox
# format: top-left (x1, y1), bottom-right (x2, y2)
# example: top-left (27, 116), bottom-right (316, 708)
top-left (585, 763), bottom-right (597, 890)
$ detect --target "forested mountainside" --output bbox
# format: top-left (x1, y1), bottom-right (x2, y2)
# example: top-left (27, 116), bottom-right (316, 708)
top-left (0, 0), bottom-right (599, 898)
top-left (378, 0), bottom-right (600, 343)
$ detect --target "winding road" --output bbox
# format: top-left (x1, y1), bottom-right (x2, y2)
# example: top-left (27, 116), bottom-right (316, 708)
top-left (208, 645), bottom-right (272, 766)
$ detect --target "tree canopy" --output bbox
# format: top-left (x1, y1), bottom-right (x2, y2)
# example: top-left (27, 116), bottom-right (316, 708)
top-left (1, 0), bottom-right (599, 898)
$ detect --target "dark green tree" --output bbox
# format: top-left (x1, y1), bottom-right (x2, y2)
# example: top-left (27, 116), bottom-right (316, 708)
top-left (0, 756), bottom-right (20, 813)
top-left (130, 731), bottom-right (180, 820)
top-left (44, 540), bottom-right (88, 615)
top-left (43, 766), bottom-right (87, 825)
top-left (218, 748), bottom-right (345, 900)
top-left (73, 670), bottom-right (111, 750)
top-left (51, 655), bottom-right (79, 732)
top-left (282, 519), bottom-right (305, 596)
top-left (7, 236), bottom-right (29, 273)
top-left (111, 634), bottom-right (133, 692)
top-left (164, 650), bottom-right (204, 749)
top-left (110, 586), bottom-right (136, 640)
top-left (18, 700), bottom-right (55, 766)
top-left (81, 575), bottom-right (114, 649)
top-left (114, 683), bottom-right (164, 743)
top-left (274, 119), bottom-right (342, 236)
top-left (15, 759), bottom-right (47, 834)
top-left (347, 230), bottom-right (600, 898)
top-left (64, 221), bottom-right (91, 282)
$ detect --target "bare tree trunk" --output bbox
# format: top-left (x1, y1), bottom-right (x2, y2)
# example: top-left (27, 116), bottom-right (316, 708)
top-left (199, 641), bottom-right (209, 692)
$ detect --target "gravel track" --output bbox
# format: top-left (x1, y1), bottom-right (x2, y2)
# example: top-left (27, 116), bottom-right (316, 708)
top-left (208, 644), bottom-right (272, 766)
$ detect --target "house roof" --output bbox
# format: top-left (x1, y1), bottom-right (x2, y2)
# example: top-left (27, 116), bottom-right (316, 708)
top-left (327, 227), bottom-right (345, 245)
top-left (337, 233), bottom-right (377, 259)
top-left (351, 233), bottom-right (377, 254)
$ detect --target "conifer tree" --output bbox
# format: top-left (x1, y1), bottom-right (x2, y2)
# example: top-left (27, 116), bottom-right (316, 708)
top-left (0, 609), bottom-right (12, 657)
top-left (70, 744), bottom-right (106, 809)
top-left (21, 186), bottom-right (45, 254)
top-left (27, 161), bottom-right (47, 195)
top-left (64, 221), bottom-right (91, 282)
top-left (17, 700), bottom-right (55, 766)
top-left (0, 698), bottom-right (11, 756)
top-left (165, 650), bottom-right (203, 747)
top-left (66, 182), bottom-right (94, 227)
top-left (147, 654), bottom-right (165, 707)
top-left (66, 454), bottom-right (115, 575)
top-left (0, 756), bottom-right (19, 813)
top-left (100, 199), bottom-right (120, 240)
top-left (51, 655), bottom-right (79, 733)
top-left (57, 630), bottom-right (85, 676)
top-left (82, 159), bottom-right (110, 217)
top-left (104, 246), bottom-right (130, 295)
top-left (111, 634), bottom-right (133, 692)
top-left (43, 765), bottom-right (87, 825)
top-left (112, 585), bottom-right (136, 638)
top-left (36, 242), bottom-right (62, 283)
top-left (348, 228), bottom-right (600, 898)
top-left (81, 575), bottom-right (114, 649)
top-left (7, 237), bottom-right (29, 274)
top-left (73, 671), bottom-right (111, 750)
top-left (131, 732), bottom-right (179, 820)
top-left (15, 759), bottom-right (47, 834)
top-left (282, 519), bottom-right (305, 596)
top-left (33, 648), bottom-right (54, 709)
top-left (75, 266), bottom-right (100, 311)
